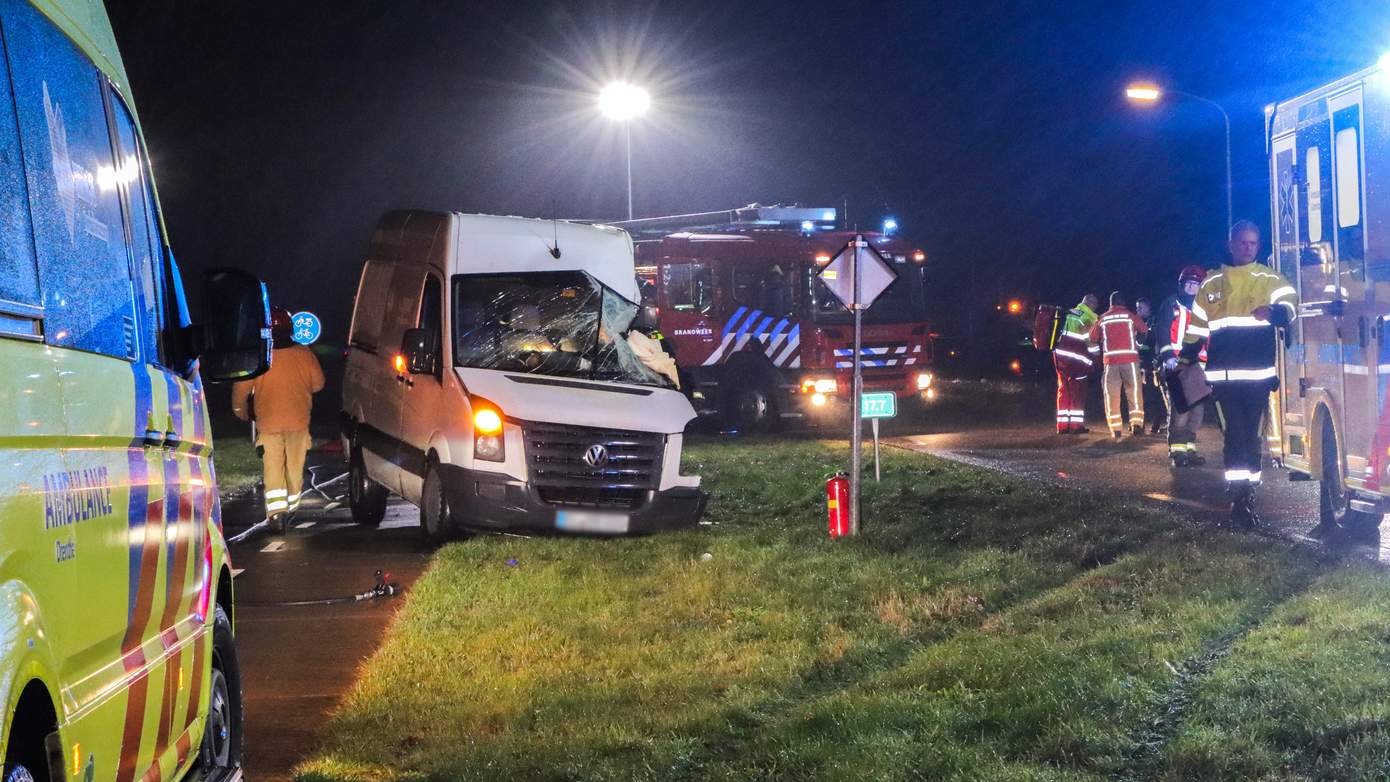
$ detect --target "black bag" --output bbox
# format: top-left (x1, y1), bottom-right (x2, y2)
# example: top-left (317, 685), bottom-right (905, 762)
top-left (1164, 364), bottom-right (1212, 414)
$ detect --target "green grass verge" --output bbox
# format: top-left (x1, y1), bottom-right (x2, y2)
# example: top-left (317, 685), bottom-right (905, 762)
top-left (294, 439), bottom-right (1384, 781)
top-left (212, 434), bottom-right (261, 495)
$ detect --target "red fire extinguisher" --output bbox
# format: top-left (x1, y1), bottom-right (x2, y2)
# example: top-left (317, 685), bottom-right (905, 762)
top-left (826, 472), bottom-right (850, 538)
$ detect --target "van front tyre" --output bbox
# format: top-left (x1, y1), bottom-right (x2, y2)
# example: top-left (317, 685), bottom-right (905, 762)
top-left (3, 766), bottom-right (36, 782)
top-left (198, 604), bottom-right (244, 775)
top-left (420, 464), bottom-right (457, 545)
top-left (349, 448), bottom-right (387, 527)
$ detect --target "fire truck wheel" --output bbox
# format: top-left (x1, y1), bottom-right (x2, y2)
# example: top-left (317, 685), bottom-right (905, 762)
top-left (349, 446), bottom-right (388, 527)
top-left (1319, 418), bottom-right (1381, 532)
top-left (722, 372), bottom-right (779, 433)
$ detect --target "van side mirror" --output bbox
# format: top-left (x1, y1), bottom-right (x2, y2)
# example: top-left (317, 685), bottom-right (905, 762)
top-left (193, 268), bottom-right (273, 382)
top-left (401, 327), bottom-right (439, 375)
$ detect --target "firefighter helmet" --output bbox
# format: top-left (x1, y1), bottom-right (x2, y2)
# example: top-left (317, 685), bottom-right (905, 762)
top-left (271, 306), bottom-right (293, 331)
top-left (1178, 265), bottom-right (1206, 285)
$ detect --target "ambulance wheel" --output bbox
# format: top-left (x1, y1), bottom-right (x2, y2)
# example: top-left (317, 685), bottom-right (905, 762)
top-left (420, 463), bottom-right (460, 545)
top-left (199, 604), bottom-right (244, 775)
top-left (1319, 418), bottom-right (1382, 532)
top-left (722, 372), bottom-right (779, 433)
top-left (349, 447), bottom-right (387, 527)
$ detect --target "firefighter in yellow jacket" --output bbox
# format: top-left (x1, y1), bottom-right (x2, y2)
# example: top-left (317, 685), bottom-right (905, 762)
top-left (232, 307), bottom-right (326, 531)
top-left (1182, 221), bottom-right (1298, 527)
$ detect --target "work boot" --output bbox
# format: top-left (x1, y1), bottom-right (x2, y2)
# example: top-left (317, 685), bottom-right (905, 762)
top-left (1169, 452), bottom-right (1189, 468)
top-left (1112, 431), bottom-right (1123, 441)
top-left (268, 513), bottom-right (286, 534)
top-left (1075, 426), bottom-right (1090, 434)
top-left (1228, 486), bottom-right (1259, 529)
top-left (1186, 453), bottom-right (1206, 467)
top-left (1131, 424), bottom-right (1145, 436)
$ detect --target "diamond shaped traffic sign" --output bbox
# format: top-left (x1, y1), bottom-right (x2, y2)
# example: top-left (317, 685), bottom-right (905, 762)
top-left (817, 237), bottom-right (897, 310)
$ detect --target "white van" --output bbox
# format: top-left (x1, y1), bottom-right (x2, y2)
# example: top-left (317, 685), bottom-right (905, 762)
top-left (341, 211), bottom-right (707, 540)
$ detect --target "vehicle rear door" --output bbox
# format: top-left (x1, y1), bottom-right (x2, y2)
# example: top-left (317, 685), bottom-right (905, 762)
top-left (1292, 99), bottom-right (1345, 465)
top-left (1328, 87), bottom-right (1374, 488)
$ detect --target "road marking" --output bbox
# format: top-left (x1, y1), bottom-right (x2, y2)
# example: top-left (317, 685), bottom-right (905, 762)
top-left (296, 521), bottom-right (317, 529)
top-left (231, 568), bottom-right (245, 578)
top-left (260, 540), bottom-right (287, 553)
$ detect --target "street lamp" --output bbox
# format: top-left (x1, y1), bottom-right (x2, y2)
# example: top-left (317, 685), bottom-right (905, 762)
top-left (1125, 81), bottom-right (1232, 230)
top-left (598, 81), bottom-right (650, 220)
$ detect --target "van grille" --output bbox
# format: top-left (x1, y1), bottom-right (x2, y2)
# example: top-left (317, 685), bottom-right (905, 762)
top-left (522, 422), bottom-right (664, 508)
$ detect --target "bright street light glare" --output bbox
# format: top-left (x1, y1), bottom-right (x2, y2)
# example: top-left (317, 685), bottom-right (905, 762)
top-left (598, 82), bottom-right (651, 121)
top-left (1125, 84), bottom-right (1162, 103)
top-left (1379, 52), bottom-right (1390, 72)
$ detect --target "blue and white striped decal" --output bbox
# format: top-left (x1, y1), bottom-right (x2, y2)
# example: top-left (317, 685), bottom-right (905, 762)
top-left (704, 309), bottom-right (801, 368)
top-left (833, 344), bottom-right (923, 369)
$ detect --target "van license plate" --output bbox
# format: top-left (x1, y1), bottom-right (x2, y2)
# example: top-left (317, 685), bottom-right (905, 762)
top-left (555, 509), bottom-right (630, 534)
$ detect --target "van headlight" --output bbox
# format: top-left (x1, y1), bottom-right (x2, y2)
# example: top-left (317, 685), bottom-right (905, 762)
top-left (916, 372), bottom-right (933, 391)
top-left (801, 377), bottom-right (837, 394)
top-left (473, 404), bottom-right (505, 462)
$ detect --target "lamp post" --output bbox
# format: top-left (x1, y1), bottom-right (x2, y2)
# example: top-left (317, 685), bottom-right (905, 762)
top-left (598, 81), bottom-right (650, 220)
top-left (1126, 82), bottom-right (1232, 230)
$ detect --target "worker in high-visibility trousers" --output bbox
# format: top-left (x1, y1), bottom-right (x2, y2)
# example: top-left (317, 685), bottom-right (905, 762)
top-left (1158, 265), bottom-right (1209, 467)
top-left (1052, 294), bottom-right (1100, 433)
top-left (231, 307), bottom-right (326, 532)
top-left (1090, 291), bottom-right (1148, 438)
top-left (1181, 221), bottom-right (1298, 528)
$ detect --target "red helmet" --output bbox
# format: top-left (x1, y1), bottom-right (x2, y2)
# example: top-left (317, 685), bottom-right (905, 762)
top-left (271, 306), bottom-right (293, 331)
top-left (1178, 265), bottom-right (1206, 285)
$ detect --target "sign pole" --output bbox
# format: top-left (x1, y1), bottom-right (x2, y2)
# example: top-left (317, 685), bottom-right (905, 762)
top-left (872, 417), bottom-right (881, 482)
top-left (850, 235), bottom-right (864, 536)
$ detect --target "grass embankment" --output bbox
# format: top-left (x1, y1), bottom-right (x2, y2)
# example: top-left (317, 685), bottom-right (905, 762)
top-left (212, 434), bottom-right (261, 496)
top-left (296, 440), bottom-right (1390, 781)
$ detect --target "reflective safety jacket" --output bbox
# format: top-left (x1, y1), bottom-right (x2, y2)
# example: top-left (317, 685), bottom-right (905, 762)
top-left (1089, 305), bottom-right (1147, 365)
top-left (1053, 302), bottom-right (1099, 378)
top-left (1182, 262), bottom-right (1298, 385)
top-left (1158, 292), bottom-right (1207, 365)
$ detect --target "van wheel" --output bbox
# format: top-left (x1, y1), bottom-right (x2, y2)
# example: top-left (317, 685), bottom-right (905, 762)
top-left (420, 464), bottom-right (458, 545)
top-left (349, 447), bottom-right (387, 527)
top-left (3, 766), bottom-right (36, 782)
top-left (1320, 417), bottom-right (1382, 532)
top-left (721, 372), bottom-right (780, 433)
top-left (198, 604), bottom-right (243, 775)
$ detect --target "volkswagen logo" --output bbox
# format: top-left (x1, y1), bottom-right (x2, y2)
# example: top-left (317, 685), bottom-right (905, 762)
top-left (582, 444), bottom-right (609, 467)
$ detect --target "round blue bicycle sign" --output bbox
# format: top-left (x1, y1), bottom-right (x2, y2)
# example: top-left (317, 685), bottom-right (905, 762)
top-left (291, 311), bottom-right (321, 345)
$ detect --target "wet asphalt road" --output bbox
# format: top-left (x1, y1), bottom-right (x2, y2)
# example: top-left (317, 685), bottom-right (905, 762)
top-left (221, 461), bottom-right (431, 782)
top-left (888, 420), bottom-right (1390, 561)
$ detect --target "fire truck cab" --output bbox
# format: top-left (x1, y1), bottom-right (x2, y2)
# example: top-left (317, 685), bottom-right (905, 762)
top-left (1269, 65), bottom-right (1390, 530)
top-left (621, 206), bottom-right (934, 430)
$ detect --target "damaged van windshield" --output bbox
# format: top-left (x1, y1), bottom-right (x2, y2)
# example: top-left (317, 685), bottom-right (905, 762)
top-left (452, 271), bottom-right (670, 387)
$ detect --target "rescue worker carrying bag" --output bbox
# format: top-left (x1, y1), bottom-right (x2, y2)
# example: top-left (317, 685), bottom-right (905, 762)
top-left (1164, 363), bottom-right (1212, 414)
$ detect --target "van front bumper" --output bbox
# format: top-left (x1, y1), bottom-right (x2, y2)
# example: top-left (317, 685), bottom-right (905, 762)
top-left (438, 464), bottom-right (707, 535)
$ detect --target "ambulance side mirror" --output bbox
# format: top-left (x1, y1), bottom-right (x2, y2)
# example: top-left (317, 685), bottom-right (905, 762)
top-left (193, 268), bottom-right (273, 382)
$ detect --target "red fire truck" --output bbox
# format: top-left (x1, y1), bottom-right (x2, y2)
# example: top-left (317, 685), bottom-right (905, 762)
top-left (618, 205), bottom-right (935, 430)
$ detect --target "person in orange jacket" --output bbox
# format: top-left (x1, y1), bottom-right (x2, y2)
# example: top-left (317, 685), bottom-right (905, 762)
top-left (232, 306), bottom-right (325, 531)
top-left (1089, 291), bottom-right (1149, 438)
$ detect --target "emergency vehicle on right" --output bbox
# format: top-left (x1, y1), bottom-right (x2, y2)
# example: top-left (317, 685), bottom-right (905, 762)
top-left (620, 205), bottom-right (936, 431)
top-left (1269, 63), bottom-right (1390, 531)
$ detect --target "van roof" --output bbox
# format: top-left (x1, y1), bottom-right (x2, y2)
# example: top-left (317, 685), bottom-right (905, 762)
top-left (373, 211), bottom-right (640, 302)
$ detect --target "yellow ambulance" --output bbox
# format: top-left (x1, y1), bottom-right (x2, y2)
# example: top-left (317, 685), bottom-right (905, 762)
top-left (0, 1), bottom-right (272, 780)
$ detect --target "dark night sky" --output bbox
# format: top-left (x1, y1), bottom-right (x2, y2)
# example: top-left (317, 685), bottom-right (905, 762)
top-left (104, 0), bottom-right (1390, 345)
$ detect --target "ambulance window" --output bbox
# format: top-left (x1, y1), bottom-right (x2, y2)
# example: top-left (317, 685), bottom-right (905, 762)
top-left (109, 91), bottom-right (166, 365)
top-left (1305, 147), bottom-right (1323, 245)
top-left (3, 3), bottom-right (137, 358)
top-left (0, 42), bottom-right (40, 329)
top-left (1336, 128), bottom-right (1361, 229)
top-left (662, 262), bottom-right (713, 315)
